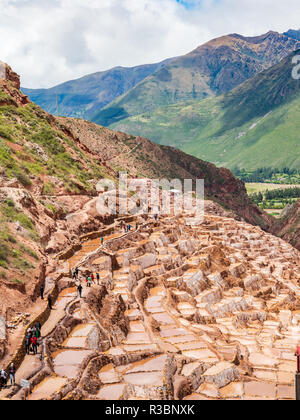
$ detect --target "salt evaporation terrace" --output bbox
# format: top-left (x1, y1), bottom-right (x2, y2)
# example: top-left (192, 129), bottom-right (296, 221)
top-left (7, 201), bottom-right (300, 400)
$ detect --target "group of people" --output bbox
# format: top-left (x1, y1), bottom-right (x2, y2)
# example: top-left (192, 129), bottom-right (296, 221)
top-left (25, 323), bottom-right (42, 355)
top-left (124, 224), bottom-right (133, 233)
top-left (121, 222), bottom-right (139, 233)
top-left (0, 330), bottom-right (39, 389)
top-left (0, 363), bottom-right (16, 388)
top-left (84, 272), bottom-right (100, 289)
top-left (74, 272), bottom-right (101, 298)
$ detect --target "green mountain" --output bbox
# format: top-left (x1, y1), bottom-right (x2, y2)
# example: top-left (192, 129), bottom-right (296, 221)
top-left (110, 50), bottom-right (300, 171)
top-left (93, 31), bottom-right (300, 127)
top-left (22, 60), bottom-right (172, 120)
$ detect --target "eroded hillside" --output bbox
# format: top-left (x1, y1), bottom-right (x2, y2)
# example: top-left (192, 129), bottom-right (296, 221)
top-left (273, 199), bottom-right (300, 250)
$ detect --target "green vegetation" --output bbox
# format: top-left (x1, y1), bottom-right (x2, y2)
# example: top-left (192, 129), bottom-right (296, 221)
top-left (250, 187), bottom-right (300, 210)
top-left (234, 167), bottom-right (300, 184)
top-left (22, 62), bottom-right (166, 120)
top-left (95, 106), bottom-right (129, 127)
top-left (0, 198), bottom-right (37, 238)
top-left (94, 33), bottom-right (300, 129)
top-left (0, 223), bottom-right (36, 272)
top-left (0, 102), bottom-right (111, 194)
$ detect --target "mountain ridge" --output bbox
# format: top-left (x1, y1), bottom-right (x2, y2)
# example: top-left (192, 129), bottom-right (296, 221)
top-left (110, 49), bottom-right (300, 171)
top-left (93, 31), bottom-right (300, 126)
top-left (22, 58), bottom-right (174, 120)
top-left (22, 31), bottom-right (300, 130)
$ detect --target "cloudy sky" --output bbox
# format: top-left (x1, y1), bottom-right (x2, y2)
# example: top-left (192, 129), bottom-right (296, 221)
top-left (0, 0), bottom-right (299, 88)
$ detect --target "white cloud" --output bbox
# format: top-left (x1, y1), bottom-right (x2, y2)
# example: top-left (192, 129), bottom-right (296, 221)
top-left (0, 0), bottom-right (299, 88)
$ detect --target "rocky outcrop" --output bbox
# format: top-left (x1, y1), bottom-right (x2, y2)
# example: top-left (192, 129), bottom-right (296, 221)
top-left (100, 295), bottom-right (129, 344)
top-left (203, 362), bottom-right (240, 388)
top-left (0, 62), bottom-right (29, 105)
top-left (86, 285), bottom-right (108, 315)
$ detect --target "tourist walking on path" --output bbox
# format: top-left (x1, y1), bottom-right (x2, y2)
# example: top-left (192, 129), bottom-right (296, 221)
top-left (96, 272), bottom-right (100, 285)
top-left (25, 335), bottom-right (31, 355)
top-left (47, 295), bottom-right (53, 310)
top-left (31, 336), bottom-right (38, 355)
top-left (36, 322), bottom-right (42, 334)
top-left (87, 276), bottom-right (92, 288)
top-left (40, 284), bottom-right (44, 300)
top-left (27, 327), bottom-right (33, 340)
top-left (35, 323), bottom-right (41, 339)
top-left (9, 363), bottom-right (16, 386)
top-left (101, 237), bottom-right (104, 246)
top-left (77, 284), bottom-right (83, 298)
top-left (0, 369), bottom-right (7, 388)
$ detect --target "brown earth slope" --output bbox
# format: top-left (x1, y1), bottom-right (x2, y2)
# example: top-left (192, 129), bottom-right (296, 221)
top-left (59, 117), bottom-right (272, 231)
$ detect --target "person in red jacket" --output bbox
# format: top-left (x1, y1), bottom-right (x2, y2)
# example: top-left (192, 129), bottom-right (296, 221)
top-left (31, 336), bottom-right (38, 355)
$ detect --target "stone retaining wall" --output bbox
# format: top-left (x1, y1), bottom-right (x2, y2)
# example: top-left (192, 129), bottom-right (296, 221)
top-left (4, 271), bottom-right (68, 373)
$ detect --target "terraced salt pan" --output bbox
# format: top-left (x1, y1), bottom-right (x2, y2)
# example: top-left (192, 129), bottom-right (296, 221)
top-left (144, 295), bottom-right (165, 313)
top-left (253, 369), bottom-right (277, 381)
top-left (123, 371), bottom-right (164, 386)
top-left (99, 364), bottom-right (121, 384)
top-left (277, 385), bottom-right (294, 400)
top-left (28, 377), bottom-right (68, 400)
top-left (97, 384), bottom-right (126, 400)
top-left (54, 206), bottom-right (300, 401)
top-left (150, 286), bottom-right (165, 297)
top-left (63, 323), bottom-right (96, 348)
top-left (119, 355), bottom-right (168, 375)
top-left (219, 382), bottom-right (243, 399)
top-left (165, 335), bottom-right (197, 344)
top-left (129, 321), bottom-right (146, 332)
top-left (182, 349), bottom-right (218, 362)
top-left (152, 312), bottom-right (175, 325)
top-left (125, 332), bottom-right (151, 344)
top-left (244, 381), bottom-right (276, 399)
top-left (197, 383), bottom-right (220, 398)
top-left (105, 347), bottom-right (126, 356)
top-left (56, 288), bottom-right (77, 308)
top-left (249, 352), bottom-right (279, 368)
top-left (52, 349), bottom-right (93, 378)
